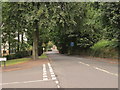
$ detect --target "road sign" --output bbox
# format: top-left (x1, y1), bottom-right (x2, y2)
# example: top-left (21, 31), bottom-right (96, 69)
top-left (70, 42), bottom-right (74, 47)
top-left (0, 58), bottom-right (7, 61)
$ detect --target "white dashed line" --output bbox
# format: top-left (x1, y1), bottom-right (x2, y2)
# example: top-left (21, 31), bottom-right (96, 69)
top-left (52, 77), bottom-right (57, 80)
top-left (55, 81), bottom-right (59, 84)
top-left (93, 66), bottom-right (118, 76)
top-left (51, 74), bottom-right (55, 77)
top-left (78, 61), bottom-right (118, 77)
top-left (51, 72), bottom-right (55, 75)
top-left (48, 63), bottom-right (61, 88)
top-left (43, 64), bottom-right (48, 80)
top-left (43, 76), bottom-right (47, 77)
top-left (57, 85), bottom-right (60, 88)
top-left (79, 62), bottom-right (90, 66)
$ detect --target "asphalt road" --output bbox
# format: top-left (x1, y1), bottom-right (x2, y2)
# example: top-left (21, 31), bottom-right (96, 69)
top-left (1, 51), bottom-right (118, 88)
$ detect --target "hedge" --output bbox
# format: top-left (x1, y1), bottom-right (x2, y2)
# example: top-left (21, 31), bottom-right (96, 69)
top-left (5, 51), bottom-right (32, 60)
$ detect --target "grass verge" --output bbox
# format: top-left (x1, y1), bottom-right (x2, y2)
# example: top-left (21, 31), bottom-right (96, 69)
top-left (1, 53), bottom-right (48, 66)
top-left (39, 53), bottom-right (48, 59)
top-left (1, 58), bottom-right (30, 66)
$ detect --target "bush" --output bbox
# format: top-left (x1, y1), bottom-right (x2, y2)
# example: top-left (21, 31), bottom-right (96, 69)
top-left (5, 51), bottom-right (32, 60)
top-left (90, 39), bottom-right (118, 59)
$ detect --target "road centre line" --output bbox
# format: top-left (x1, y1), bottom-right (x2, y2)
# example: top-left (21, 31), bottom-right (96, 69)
top-left (77, 57), bottom-right (118, 64)
top-left (93, 66), bottom-right (118, 76)
top-left (0, 79), bottom-right (51, 86)
top-left (78, 61), bottom-right (118, 76)
top-left (79, 62), bottom-right (90, 66)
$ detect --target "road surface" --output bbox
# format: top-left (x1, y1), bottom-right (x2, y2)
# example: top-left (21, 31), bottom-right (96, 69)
top-left (1, 51), bottom-right (118, 88)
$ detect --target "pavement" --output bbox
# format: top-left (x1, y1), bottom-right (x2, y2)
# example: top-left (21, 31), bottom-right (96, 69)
top-left (1, 51), bottom-right (118, 88)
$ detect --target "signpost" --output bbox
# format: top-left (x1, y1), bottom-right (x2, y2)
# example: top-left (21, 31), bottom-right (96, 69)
top-left (70, 42), bottom-right (74, 55)
top-left (70, 42), bottom-right (74, 47)
top-left (0, 58), bottom-right (7, 67)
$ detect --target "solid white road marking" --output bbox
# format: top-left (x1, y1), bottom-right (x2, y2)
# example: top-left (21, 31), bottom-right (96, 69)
top-left (0, 79), bottom-right (51, 86)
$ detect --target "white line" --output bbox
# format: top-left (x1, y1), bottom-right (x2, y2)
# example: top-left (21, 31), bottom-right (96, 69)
top-left (0, 79), bottom-right (51, 86)
top-left (49, 70), bottom-right (53, 72)
top-left (43, 64), bottom-right (45, 68)
top-left (93, 67), bottom-right (118, 76)
top-left (43, 76), bottom-right (48, 78)
top-left (51, 74), bottom-right (55, 77)
top-left (43, 64), bottom-right (48, 80)
top-left (43, 71), bottom-right (47, 73)
top-left (51, 72), bottom-right (55, 75)
top-left (79, 62), bottom-right (90, 66)
top-left (57, 85), bottom-right (60, 88)
top-left (55, 81), bottom-right (59, 84)
top-left (52, 77), bottom-right (57, 80)
top-left (47, 63), bottom-right (61, 88)
top-left (48, 63), bottom-right (51, 67)
top-left (78, 61), bottom-right (118, 77)
top-left (43, 78), bottom-right (48, 80)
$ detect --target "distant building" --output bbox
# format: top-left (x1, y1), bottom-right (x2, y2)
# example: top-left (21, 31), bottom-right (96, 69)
top-left (1, 41), bottom-right (9, 56)
top-left (1, 32), bottom-right (27, 56)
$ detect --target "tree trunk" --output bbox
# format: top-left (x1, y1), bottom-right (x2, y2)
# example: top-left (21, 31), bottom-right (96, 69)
top-left (21, 31), bottom-right (24, 51)
top-left (8, 32), bottom-right (11, 54)
top-left (21, 32), bottom-right (24, 44)
top-left (38, 42), bottom-right (43, 56)
top-left (32, 20), bottom-right (39, 60)
top-left (0, 29), bottom-right (2, 57)
top-left (8, 41), bottom-right (11, 54)
top-left (17, 30), bottom-right (20, 52)
top-left (32, 3), bottom-right (40, 60)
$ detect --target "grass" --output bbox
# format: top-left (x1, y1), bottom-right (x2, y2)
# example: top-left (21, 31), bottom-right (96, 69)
top-left (39, 53), bottom-right (48, 59)
top-left (1, 53), bottom-right (48, 66)
top-left (1, 58), bottom-right (30, 66)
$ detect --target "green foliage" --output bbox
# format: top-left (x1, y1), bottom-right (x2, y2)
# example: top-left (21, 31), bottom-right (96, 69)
top-left (39, 53), bottom-right (47, 59)
top-left (100, 2), bottom-right (120, 40)
top-left (2, 2), bottom-right (119, 59)
top-left (5, 51), bottom-right (32, 60)
top-left (90, 39), bottom-right (118, 58)
top-left (91, 40), bottom-right (110, 50)
top-left (47, 41), bottom-right (53, 50)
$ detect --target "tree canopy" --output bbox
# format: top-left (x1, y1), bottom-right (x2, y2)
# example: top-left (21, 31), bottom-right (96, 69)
top-left (2, 2), bottom-right (119, 59)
